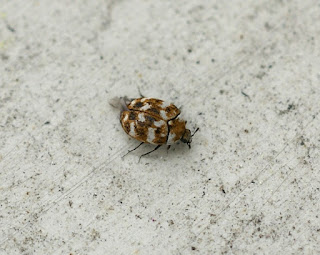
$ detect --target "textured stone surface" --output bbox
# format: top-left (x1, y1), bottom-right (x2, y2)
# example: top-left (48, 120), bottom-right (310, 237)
top-left (0, 0), bottom-right (319, 254)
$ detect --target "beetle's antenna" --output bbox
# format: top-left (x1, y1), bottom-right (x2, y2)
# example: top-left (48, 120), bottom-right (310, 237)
top-left (186, 128), bottom-right (199, 149)
top-left (191, 127), bottom-right (199, 137)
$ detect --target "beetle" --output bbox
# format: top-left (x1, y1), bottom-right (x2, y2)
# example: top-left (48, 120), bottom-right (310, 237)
top-left (112, 96), bottom-right (199, 161)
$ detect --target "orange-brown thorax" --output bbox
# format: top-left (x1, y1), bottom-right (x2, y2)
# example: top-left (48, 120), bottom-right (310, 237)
top-left (167, 118), bottom-right (187, 144)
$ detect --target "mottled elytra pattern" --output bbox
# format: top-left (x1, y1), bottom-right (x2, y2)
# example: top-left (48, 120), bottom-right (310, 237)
top-left (120, 97), bottom-right (186, 145)
top-left (128, 98), bottom-right (180, 121)
top-left (120, 110), bottom-right (168, 144)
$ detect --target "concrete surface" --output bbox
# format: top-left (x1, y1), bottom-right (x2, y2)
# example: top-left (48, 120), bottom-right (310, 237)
top-left (0, 0), bottom-right (319, 254)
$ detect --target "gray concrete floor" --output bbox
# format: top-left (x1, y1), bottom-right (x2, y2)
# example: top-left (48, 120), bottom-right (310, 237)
top-left (1, 0), bottom-right (320, 254)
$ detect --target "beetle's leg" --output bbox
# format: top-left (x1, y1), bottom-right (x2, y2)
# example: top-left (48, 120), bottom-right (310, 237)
top-left (166, 145), bottom-right (171, 154)
top-left (138, 87), bottom-right (146, 98)
top-left (122, 142), bottom-right (144, 159)
top-left (138, 145), bottom-right (161, 163)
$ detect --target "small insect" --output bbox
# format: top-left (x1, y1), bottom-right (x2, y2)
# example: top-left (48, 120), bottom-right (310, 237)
top-left (112, 96), bottom-right (199, 161)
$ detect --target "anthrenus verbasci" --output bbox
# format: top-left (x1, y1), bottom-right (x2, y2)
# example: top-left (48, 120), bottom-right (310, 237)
top-left (111, 96), bottom-right (199, 161)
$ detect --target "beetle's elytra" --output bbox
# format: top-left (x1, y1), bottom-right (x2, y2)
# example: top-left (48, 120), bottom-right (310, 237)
top-left (116, 96), bottom-right (198, 161)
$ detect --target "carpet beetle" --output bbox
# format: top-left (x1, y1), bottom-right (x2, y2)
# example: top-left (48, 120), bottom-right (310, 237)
top-left (116, 96), bottom-right (199, 161)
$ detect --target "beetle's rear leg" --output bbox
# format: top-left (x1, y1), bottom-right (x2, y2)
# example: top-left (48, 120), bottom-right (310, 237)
top-left (138, 87), bottom-right (146, 98)
top-left (122, 142), bottom-right (144, 159)
top-left (138, 145), bottom-right (161, 163)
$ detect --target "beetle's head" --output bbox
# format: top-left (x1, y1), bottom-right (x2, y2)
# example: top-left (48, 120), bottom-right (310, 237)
top-left (181, 128), bottom-right (199, 149)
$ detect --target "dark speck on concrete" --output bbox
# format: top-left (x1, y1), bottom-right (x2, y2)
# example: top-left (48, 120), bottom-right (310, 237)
top-left (220, 185), bottom-right (226, 194)
top-left (279, 103), bottom-right (296, 115)
top-left (241, 90), bottom-right (251, 100)
top-left (1, 54), bottom-right (9, 61)
top-left (256, 71), bottom-right (266, 79)
top-left (6, 24), bottom-right (16, 33)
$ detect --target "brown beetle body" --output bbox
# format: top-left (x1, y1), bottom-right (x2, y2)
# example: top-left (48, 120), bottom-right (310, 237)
top-left (120, 98), bottom-right (190, 145)
top-left (115, 97), bottom-right (198, 161)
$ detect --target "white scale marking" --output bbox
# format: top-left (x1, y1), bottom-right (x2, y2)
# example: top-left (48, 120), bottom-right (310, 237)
top-left (138, 113), bottom-right (146, 122)
top-left (130, 99), bottom-right (138, 106)
top-left (161, 100), bottom-right (172, 108)
top-left (167, 132), bottom-right (176, 145)
top-left (129, 122), bottom-right (135, 137)
top-left (141, 98), bottom-right (151, 102)
top-left (160, 110), bottom-right (167, 120)
top-left (154, 120), bottom-right (165, 127)
top-left (140, 103), bottom-right (151, 111)
top-left (147, 127), bottom-right (156, 144)
top-left (123, 112), bottom-right (129, 122)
